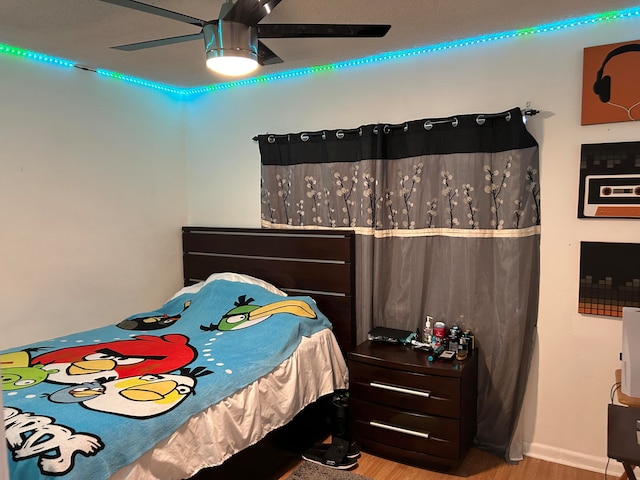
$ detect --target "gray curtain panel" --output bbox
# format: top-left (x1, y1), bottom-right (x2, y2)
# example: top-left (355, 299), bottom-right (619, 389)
top-left (258, 107), bottom-right (540, 461)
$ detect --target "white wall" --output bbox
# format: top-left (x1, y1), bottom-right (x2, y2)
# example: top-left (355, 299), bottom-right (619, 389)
top-left (0, 390), bottom-right (7, 480)
top-left (1, 11), bottom-right (638, 476)
top-left (185, 16), bottom-right (640, 475)
top-left (0, 57), bottom-right (188, 350)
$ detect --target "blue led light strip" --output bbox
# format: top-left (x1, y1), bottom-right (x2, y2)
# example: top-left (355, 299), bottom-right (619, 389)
top-left (183, 6), bottom-right (640, 96)
top-left (1, 5), bottom-right (639, 97)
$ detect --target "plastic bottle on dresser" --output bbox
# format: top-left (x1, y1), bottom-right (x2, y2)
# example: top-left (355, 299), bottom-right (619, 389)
top-left (448, 325), bottom-right (460, 351)
top-left (422, 316), bottom-right (433, 344)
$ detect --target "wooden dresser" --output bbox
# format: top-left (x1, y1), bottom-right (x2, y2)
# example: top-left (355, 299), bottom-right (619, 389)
top-left (347, 341), bottom-right (478, 470)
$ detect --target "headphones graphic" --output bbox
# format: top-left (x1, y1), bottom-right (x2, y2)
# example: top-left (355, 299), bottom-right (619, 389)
top-left (593, 43), bottom-right (640, 103)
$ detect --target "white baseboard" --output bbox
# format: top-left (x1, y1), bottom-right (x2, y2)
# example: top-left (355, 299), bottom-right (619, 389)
top-left (523, 441), bottom-right (626, 477)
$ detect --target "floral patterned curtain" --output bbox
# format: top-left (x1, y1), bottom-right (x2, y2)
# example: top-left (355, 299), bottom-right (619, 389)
top-left (257, 107), bottom-right (540, 461)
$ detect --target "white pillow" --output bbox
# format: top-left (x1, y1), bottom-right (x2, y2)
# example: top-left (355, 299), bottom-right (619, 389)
top-left (170, 272), bottom-right (287, 300)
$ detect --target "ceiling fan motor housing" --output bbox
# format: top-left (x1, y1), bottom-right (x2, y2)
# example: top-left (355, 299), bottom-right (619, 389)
top-left (203, 21), bottom-right (258, 63)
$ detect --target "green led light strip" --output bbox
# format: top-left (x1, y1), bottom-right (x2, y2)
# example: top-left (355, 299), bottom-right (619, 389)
top-left (95, 69), bottom-right (186, 95)
top-left (0, 43), bottom-right (75, 67)
top-left (1, 6), bottom-right (639, 97)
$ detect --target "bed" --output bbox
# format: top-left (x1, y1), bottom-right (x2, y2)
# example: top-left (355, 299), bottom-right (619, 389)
top-left (2, 227), bottom-right (356, 480)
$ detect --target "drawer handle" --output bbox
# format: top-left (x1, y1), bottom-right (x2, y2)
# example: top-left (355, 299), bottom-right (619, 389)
top-left (370, 421), bottom-right (431, 439)
top-left (369, 381), bottom-right (431, 398)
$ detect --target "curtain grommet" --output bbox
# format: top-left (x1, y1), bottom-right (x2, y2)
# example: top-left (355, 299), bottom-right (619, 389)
top-left (505, 112), bottom-right (512, 122)
top-left (267, 135), bottom-right (275, 144)
top-left (301, 133), bottom-right (309, 142)
top-left (476, 115), bottom-right (485, 126)
top-left (336, 130), bottom-right (345, 139)
top-left (383, 125), bottom-right (391, 134)
top-left (424, 118), bottom-right (457, 129)
top-left (403, 123), bottom-right (409, 132)
top-left (373, 126), bottom-right (379, 135)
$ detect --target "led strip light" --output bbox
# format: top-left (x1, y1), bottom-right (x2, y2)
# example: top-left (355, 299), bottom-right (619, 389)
top-left (0, 6), bottom-right (639, 97)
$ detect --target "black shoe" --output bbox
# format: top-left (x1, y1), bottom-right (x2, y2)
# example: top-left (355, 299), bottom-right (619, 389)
top-left (307, 440), bottom-right (361, 459)
top-left (301, 450), bottom-right (358, 470)
top-left (301, 437), bottom-right (357, 470)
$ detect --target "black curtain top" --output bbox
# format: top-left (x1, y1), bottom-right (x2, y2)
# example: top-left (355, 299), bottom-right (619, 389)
top-left (258, 107), bottom-right (539, 166)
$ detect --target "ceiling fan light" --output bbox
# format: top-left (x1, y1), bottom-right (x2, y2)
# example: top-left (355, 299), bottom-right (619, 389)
top-left (206, 52), bottom-right (258, 76)
top-left (204, 22), bottom-right (259, 77)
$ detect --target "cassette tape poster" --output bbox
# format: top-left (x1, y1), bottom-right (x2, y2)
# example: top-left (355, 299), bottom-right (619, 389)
top-left (581, 39), bottom-right (640, 125)
top-left (578, 142), bottom-right (640, 219)
top-left (579, 242), bottom-right (640, 317)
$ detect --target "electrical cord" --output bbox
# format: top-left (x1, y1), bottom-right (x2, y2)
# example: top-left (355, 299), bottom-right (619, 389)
top-left (611, 381), bottom-right (622, 404)
top-left (606, 381), bottom-right (622, 479)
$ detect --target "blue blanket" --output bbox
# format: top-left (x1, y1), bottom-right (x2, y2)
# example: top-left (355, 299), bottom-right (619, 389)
top-left (2, 279), bottom-right (332, 480)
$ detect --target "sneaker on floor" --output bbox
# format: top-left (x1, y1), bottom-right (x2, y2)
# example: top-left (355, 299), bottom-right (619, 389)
top-left (301, 449), bottom-right (358, 470)
top-left (307, 440), bottom-right (361, 459)
top-left (301, 437), bottom-right (358, 470)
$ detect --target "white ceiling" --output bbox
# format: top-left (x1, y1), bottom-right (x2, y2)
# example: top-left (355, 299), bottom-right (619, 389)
top-left (0, 0), bottom-right (638, 87)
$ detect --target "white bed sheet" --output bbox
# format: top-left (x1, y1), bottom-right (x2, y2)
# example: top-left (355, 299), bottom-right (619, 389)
top-left (172, 272), bottom-right (288, 299)
top-left (110, 328), bottom-right (348, 480)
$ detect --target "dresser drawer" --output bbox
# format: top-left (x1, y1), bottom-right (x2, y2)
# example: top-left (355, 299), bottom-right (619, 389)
top-left (350, 398), bottom-right (460, 460)
top-left (349, 360), bottom-right (460, 418)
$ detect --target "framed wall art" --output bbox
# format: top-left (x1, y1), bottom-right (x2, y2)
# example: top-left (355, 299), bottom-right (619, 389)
top-left (577, 141), bottom-right (640, 219)
top-left (579, 242), bottom-right (640, 317)
top-left (581, 39), bottom-right (640, 125)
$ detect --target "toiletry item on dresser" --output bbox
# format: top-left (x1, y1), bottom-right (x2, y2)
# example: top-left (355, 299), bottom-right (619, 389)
top-left (456, 329), bottom-right (475, 360)
top-left (448, 325), bottom-right (460, 351)
top-left (433, 321), bottom-right (447, 347)
top-left (422, 316), bottom-right (433, 344)
top-left (428, 345), bottom-right (445, 362)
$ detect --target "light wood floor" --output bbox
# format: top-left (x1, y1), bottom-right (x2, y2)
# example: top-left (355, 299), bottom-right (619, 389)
top-left (279, 446), bottom-right (619, 480)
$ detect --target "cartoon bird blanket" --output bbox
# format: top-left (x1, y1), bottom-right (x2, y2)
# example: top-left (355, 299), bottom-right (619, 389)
top-left (2, 279), bottom-right (332, 480)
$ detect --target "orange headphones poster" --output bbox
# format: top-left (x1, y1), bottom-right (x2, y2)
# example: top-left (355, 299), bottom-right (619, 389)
top-left (581, 39), bottom-right (640, 125)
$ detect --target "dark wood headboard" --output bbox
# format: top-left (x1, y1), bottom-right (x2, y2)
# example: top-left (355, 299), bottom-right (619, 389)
top-left (182, 227), bottom-right (356, 352)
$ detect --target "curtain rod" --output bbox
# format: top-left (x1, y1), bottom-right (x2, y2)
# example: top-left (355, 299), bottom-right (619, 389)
top-left (252, 108), bottom-right (540, 142)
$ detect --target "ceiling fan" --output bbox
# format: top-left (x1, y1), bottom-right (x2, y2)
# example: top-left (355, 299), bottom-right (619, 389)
top-left (98, 0), bottom-right (391, 76)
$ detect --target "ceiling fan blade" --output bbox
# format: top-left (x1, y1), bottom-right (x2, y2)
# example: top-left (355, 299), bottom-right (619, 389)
top-left (257, 40), bottom-right (283, 66)
top-left (112, 33), bottom-right (204, 51)
top-left (222, 0), bottom-right (283, 26)
top-left (98, 0), bottom-right (205, 27)
top-left (257, 24), bottom-right (391, 38)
